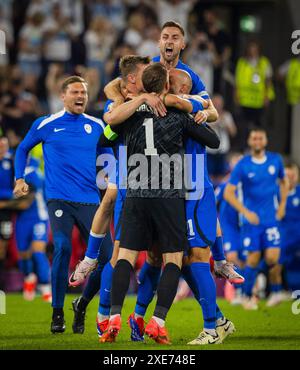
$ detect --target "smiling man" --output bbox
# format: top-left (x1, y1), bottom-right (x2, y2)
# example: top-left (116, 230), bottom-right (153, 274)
top-left (13, 76), bottom-right (113, 334)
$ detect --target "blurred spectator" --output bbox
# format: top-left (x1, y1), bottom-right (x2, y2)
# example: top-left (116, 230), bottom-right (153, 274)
top-left (156, 0), bottom-right (196, 35)
top-left (123, 12), bottom-right (145, 49)
top-left (235, 40), bottom-right (274, 145)
top-left (183, 31), bottom-right (217, 94)
top-left (84, 16), bottom-right (116, 88)
top-left (89, 0), bottom-right (126, 31)
top-left (105, 43), bottom-right (136, 81)
top-left (45, 63), bottom-right (67, 113)
top-left (42, 3), bottom-right (80, 69)
top-left (137, 24), bottom-right (160, 58)
top-left (0, 4), bottom-right (14, 71)
top-left (277, 56), bottom-right (300, 154)
top-left (207, 94), bottom-right (237, 183)
top-left (18, 12), bottom-right (45, 92)
top-left (203, 9), bottom-right (232, 94)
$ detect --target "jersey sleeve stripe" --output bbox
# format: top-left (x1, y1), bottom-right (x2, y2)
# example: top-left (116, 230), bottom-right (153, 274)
top-left (83, 113), bottom-right (105, 130)
top-left (37, 110), bottom-right (65, 130)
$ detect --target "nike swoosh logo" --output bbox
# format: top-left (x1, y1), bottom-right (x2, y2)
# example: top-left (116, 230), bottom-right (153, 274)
top-left (104, 289), bottom-right (110, 293)
top-left (54, 128), bottom-right (66, 132)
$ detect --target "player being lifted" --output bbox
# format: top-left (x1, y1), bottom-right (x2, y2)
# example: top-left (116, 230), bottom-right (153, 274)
top-left (224, 128), bottom-right (288, 310)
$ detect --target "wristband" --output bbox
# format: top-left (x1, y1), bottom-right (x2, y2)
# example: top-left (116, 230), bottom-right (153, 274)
top-left (104, 125), bottom-right (118, 141)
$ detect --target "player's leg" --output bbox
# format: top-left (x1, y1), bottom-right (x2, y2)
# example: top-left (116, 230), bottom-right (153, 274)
top-left (265, 245), bottom-right (283, 306)
top-left (30, 221), bottom-right (51, 302)
top-left (214, 221), bottom-right (245, 284)
top-left (69, 186), bottom-right (117, 286)
top-left (47, 200), bottom-right (74, 333)
top-left (0, 211), bottom-right (13, 290)
top-left (15, 218), bottom-right (36, 301)
top-left (128, 247), bottom-right (162, 341)
top-left (101, 247), bottom-right (139, 342)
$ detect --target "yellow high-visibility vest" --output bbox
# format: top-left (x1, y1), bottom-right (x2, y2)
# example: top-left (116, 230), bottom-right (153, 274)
top-left (236, 56), bottom-right (275, 109)
top-left (286, 58), bottom-right (300, 105)
top-left (30, 143), bottom-right (44, 173)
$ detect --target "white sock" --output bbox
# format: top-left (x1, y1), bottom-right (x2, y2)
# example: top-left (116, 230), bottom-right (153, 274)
top-left (215, 260), bottom-right (226, 268)
top-left (84, 256), bottom-right (97, 265)
top-left (153, 316), bottom-right (165, 328)
top-left (134, 313), bottom-right (144, 320)
top-left (110, 314), bottom-right (120, 321)
top-left (216, 316), bottom-right (226, 326)
top-left (205, 328), bottom-right (217, 336)
top-left (97, 313), bottom-right (109, 322)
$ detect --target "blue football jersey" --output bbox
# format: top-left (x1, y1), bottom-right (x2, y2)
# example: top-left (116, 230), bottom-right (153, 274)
top-left (15, 110), bottom-right (112, 204)
top-left (0, 149), bottom-right (14, 200)
top-left (229, 152), bottom-right (285, 225)
top-left (280, 185), bottom-right (300, 244)
top-left (216, 181), bottom-right (240, 226)
top-left (17, 157), bottom-right (48, 222)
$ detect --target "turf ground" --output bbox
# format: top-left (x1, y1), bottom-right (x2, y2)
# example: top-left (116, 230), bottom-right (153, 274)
top-left (0, 293), bottom-right (300, 350)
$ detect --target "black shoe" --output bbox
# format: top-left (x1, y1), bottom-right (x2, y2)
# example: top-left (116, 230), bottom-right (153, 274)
top-left (51, 314), bottom-right (66, 334)
top-left (72, 297), bottom-right (86, 334)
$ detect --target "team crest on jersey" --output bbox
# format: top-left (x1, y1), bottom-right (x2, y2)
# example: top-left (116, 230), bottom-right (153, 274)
top-left (84, 124), bottom-right (92, 134)
top-left (268, 165), bottom-right (276, 175)
top-left (293, 197), bottom-right (300, 207)
top-left (55, 210), bottom-right (63, 218)
top-left (243, 237), bottom-right (251, 247)
top-left (2, 161), bottom-right (11, 170)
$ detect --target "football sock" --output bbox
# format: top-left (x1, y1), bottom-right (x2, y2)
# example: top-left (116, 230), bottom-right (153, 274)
top-left (181, 264), bottom-right (200, 301)
top-left (216, 304), bottom-right (224, 321)
top-left (85, 232), bottom-right (106, 260)
top-left (52, 307), bottom-right (63, 318)
top-left (82, 266), bottom-right (102, 302)
top-left (135, 262), bottom-right (161, 317)
top-left (270, 284), bottom-right (282, 293)
top-left (99, 262), bottom-right (114, 316)
top-left (32, 252), bottom-right (50, 284)
top-left (110, 259), bottom-right (133, 316)
top-left (205, 328), bottom-right (217, 336)
top-left (153, 263), bottom-right (181, 321)
top-left (190, 262), bottom-right (217, 330)
top-left (243, 265), bottom-right (259, 297)
top-left (211, 236), bottom-right (226, 262)
top-left (18, 258), bottom-right (33, 277)
top-left (77, 296), bottom-right (89, 311)
top-left (153, 316), bottom-right (165, 327)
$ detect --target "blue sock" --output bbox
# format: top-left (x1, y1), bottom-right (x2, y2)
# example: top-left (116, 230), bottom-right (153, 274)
top-left (135, 262), bottom-right (161, 316)
top-left (258, 260), bottom-right (269, 274)
top-left (99, 262), bottom-right (114, 316)
top-left (190, 262), bottom-right (217, 330)
top-left (51, 232), bottom-right (72, 308)
top-left (181, 265), bottom-right (200, 301)
top-left (18, 259), bottom-right (33, 277)
top-left (270, 284), bottom-right (282, 293)
top-left (243, 265), bottom-right (258, 297)
top-left (211, 236), bottom-right (226, 261)
top-left (82, 234), bottom-right (112, 302)
top-left (32, 252), bottom-right (50, 284)
top-left (85, 232), bottom-right (106, 259)
top-left (216, 304), bottom-right (224, 321)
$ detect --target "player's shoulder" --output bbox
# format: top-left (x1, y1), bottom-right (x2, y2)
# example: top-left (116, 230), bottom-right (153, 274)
top-left (266, 151), bottom-right (283, 162)
top-left (33, 110), bottom-right (66, 131)
top-left (296, 184), bottom-right (300, 195)
top-left (82, 113), bottom-right (105, 130)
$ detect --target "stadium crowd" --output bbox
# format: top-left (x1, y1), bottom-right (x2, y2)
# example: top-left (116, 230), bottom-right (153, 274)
top-left (0, 0), bottom-right (300, 322)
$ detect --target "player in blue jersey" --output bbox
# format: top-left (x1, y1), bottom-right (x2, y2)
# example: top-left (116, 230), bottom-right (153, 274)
top-left (224, 128), bottom-right (289, 310)
top-left (274, 162), bottom-right (300, 305)
top-left (13, 76), bottom-right (114, 333)
top-left (215, 152), bottom-right (246, 305)
top-left (15, 157), bottom-right (51, 302)
top-left (0, 136), bottom-right (14, 289)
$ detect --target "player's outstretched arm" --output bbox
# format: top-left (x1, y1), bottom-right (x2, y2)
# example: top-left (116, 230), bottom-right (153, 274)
top-left (103, 77), bottom-right (124, 106)
top-left (224, 183), bottom-right (260, 225)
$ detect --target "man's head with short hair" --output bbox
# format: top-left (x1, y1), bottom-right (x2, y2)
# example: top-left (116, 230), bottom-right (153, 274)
top-left (142, 63), bottom-right (168, 95)
top-left (247, 127), bottom-right (268, 154)
top-left (169, 68), bottom-right (192, 95)
top-left (119, 55), bottom-right (151, 94)
top-left (285, 160), bottom-right (299, 189)
top-left (159, 21), bottom-right (185, 64)
top-left (61, 76), bottom-right (88, 115)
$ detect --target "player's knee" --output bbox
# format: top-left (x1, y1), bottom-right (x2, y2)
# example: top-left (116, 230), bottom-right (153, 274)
top-left (32, 242), bottom-right (46, 253)
top-left (188, 247), bottom-right (210, 263)
top-left (163, 252), bottom-right (183, 268)
top-left (147, 250), bottom-right (162, 267)
top-left (18, 250), bottom-right (31, 259)
top-left (226, 252), bottom-right (238, 264)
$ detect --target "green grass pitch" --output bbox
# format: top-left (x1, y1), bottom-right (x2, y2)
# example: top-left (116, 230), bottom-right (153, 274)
top-left (1, 293), bottom-right (300, 350)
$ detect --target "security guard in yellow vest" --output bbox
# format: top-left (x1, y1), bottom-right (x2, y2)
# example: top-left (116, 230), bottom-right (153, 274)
top-left (235, 41), bottom-right (274, 128)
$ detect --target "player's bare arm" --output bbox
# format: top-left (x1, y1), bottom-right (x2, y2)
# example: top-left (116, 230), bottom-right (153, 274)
top-left (276, 177), bottom-right (289, 220)
top-left (103, 77), bottom-right (124, 106)
top-left (224, 183), bottom-right (260, 225)
top-left (162, 94), bottom-right (194, 113)
top-left (194, 98), bottom-right (219, 124)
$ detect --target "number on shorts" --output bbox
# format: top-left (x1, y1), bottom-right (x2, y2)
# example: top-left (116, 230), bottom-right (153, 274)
top-left (187, 219), bottom-right (195, 237)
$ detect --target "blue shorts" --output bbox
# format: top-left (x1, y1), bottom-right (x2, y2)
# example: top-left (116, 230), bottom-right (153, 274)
top-left (221, 221), bottom-right (246, 261)
top-left (241, 223), bottom-right (281, 253)
top-left (114, 189), bottom-right (126, 241)
top-left (186, 186), bottom-right (217, 248)
top-left (16, 218), bottom-right (48, 252)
